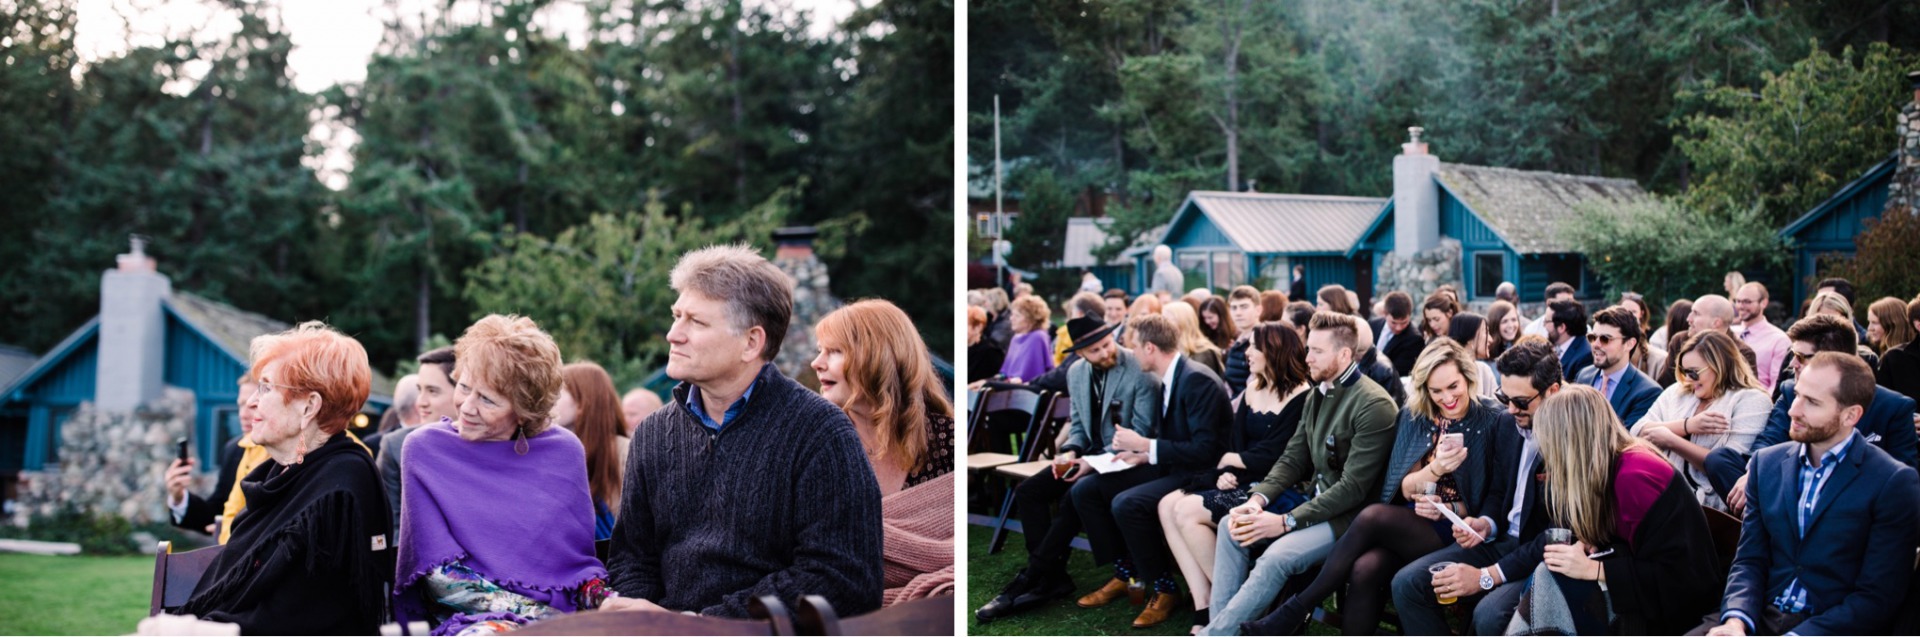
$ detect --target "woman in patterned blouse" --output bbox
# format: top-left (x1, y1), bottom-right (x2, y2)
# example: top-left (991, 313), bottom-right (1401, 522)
top-left (812, 299), bottom-right (954, 492)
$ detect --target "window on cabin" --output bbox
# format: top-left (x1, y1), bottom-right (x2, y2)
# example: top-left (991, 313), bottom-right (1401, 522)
top-left (1474, 253), bottom-right (1504, 299)
top-left (1543, 255), bottom-right (1586, 295)
top-left (1213, 252), bottom-right (1246, 290)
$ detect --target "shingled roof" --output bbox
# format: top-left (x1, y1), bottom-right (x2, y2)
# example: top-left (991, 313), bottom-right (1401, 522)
top-left (165, 292), bottom-right (396, 397)
top-left (1433, 164), bottom-right (1647, 255)
top-left (1171, 191), bottom-right (1389, 254)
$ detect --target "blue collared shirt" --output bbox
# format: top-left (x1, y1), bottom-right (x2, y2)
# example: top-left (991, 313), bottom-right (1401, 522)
top-left (1591, 366), bottom-right (1627, 403)
top-left (688, 379), bottom-right (758, 432)
top-left (1723, 431), bottom-right (1858, 634)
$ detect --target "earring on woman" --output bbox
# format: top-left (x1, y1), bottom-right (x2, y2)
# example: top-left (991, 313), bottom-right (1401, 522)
top-left (294, 430), bottom-right (308, 465)
top-left (514, 425), bottom-right (530, 456)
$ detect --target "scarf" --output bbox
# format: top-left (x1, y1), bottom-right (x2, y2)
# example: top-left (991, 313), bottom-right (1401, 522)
top-left (394, 422), bottom-right (605, 623)
top-left (880, 472), bottom-right (954, 606)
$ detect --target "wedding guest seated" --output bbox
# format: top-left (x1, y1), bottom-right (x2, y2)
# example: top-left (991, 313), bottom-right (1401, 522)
top-left (393, 315), bottom-right (608, 635)
top-left (813, 299), bottom-right (957, 605)
top-left (553, 361), bottom-right (632, 541)
top-left (1629, 330), bottom-right (1770, 511)
top-left (1696, 353), bottom-right (1920, 636)
top-left (173, 322), bottom-right (391, 634)
top-left (1575, 306), bottom-right (1661, 427)
top-left (604, 245), bottom-right (882, 617)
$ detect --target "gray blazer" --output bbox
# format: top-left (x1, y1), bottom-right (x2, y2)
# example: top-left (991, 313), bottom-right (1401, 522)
top-left (1061, 348), bottom-right (1162, 455)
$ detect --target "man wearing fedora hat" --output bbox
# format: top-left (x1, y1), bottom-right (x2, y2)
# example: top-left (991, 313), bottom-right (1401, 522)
top-left (977, 315), bottom-right (1162, 622)
top-left (1030, 311), bottom-right (1114, 393)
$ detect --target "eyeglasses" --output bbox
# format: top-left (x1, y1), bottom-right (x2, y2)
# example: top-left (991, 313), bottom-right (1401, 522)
top-left (257, 378), bottom-right (314, 396)
top-left (1680, 368), bottom-right (1704, 382)
top-left (1494, 390), bottom-right (1542, 410)
top-left (1790, 349), bottom-right (1816, 363)
top-left (1585, 333), bottom-right (1620, 346)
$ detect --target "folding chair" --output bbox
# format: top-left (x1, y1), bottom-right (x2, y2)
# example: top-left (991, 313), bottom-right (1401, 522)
top-left (149, 541), bottom-right (225, 616)
top-left (986, 391), bottom-right (1073, 554)
top-left (965, 387), bottom-right (1048, 518)
top-left (793, 594), bottom-right (953, 636)
top-left (1702, 505), bottom-right (1741, 581)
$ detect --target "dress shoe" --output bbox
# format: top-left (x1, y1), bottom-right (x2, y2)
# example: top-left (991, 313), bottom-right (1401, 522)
top-left (1239, 596), bottom-right (1310, 636)
top-left (1076, 577), bottom-right (1131, 608)
top-left (1132, 591), bottom-right (1182, 629)
top-left (974, 568), bottom-right (1036, 623)
top-left (976, 568), bottom-right (1074, 622)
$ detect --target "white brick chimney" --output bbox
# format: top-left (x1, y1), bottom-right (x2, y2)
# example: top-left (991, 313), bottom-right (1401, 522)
top-left (1392, 126), bottom-right (1441, 256)
top-left (95, 236), bottom-right (170, 411)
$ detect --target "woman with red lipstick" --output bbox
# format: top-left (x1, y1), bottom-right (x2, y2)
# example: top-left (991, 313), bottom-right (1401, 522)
top-left (393, 315), bottom-right (609, 635)
top-left (811, 299), bottom-right (955, 606)
top-left (1238, 338), bottom-right (1517, 635)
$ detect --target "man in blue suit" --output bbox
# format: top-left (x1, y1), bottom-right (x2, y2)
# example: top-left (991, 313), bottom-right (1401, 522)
top-left (1547, 298), bottom-right (1592, 381)
top-left (1574, 306), bottom-right (1661, 427)
top-left (1704, 315), bottom-right (1919, 513)
top-left (1697, 352), bottom-right (1920, 635)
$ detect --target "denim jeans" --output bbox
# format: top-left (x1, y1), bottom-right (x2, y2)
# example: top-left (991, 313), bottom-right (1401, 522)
top-left (1200, 522), bottom-right (1335, 635)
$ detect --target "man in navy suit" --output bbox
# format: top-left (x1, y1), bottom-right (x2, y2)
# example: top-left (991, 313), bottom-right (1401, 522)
top-left (1697, 352), bottom-right (1920, 635)
top-left (1368, 291), bottom-right (1424, 377)
top-left (1547, 298), bottom-right (1592, 381)
top-left (1574, 306), bottom-right (1661, 427)
top-left (1705, 314), bottom-right (1919, 513)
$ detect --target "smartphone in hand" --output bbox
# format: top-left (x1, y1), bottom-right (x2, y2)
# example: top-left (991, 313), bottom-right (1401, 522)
top-left (176, 438), bottom-right (190, 464)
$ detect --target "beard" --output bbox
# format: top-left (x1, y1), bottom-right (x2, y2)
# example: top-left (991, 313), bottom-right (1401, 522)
top-left (1789, 411), bottom-right (1845, 444)
top-left (1087, 350), bottom-right (1118, 370)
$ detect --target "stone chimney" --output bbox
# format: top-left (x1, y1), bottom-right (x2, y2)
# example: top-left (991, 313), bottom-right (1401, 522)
top-left (1392, 126), bottom-right (1441, 256)
top-left (770, 227), bottom-right (840, 386)
top-left (95, 236), bottom-right (170, 411)
top-left (1886, 71), bottom-right (1920, 214)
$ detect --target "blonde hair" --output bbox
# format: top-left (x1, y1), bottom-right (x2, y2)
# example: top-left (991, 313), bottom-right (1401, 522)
top-left (1129, 294), bottom-right (1163, 317)
top-left (1674, 330), bottom-right (1762, 398)
top-left (248, 321), bottom-right (372, 435)
top-left (814, 300), bottom-right (954, 472)
top-left (1408, 338), bottom-right (1479, 421)
top-left (1535, 385), bottom-right (1656, 546)
top-left (1808, 291), bottom-right (1854, 321)
top-left (1161, 301), bottom-right (1222, 357)
top-left (1009, 295), bottom-right (1050, 333)
top-left (1869, 297), bottom-right (1915, 352)
top-left (453, 314), bottom-right (565, 435)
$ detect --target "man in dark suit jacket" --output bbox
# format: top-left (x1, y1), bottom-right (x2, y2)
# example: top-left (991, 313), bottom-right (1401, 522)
top-left (1575, 306), bottom-right (1662, 428)
top-left (1698, 353), bottom-right (1920, 636)
top-left (1703, 315), bottom-right (1920, 512)
top-left (1547, 298), bottom-right (1593, 381)
top-left (1368, 291), bottom-right (1423, 377)
top-left (1092, 313), bottom-right (1229, 629)
top-left (1395, 340), bottom-right (1562, 636)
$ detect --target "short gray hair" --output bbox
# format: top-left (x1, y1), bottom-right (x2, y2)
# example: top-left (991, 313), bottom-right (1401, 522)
top-left (669, 245), bottom-right (794, 362)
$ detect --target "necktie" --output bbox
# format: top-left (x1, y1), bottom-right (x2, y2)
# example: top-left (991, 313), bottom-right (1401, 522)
top-left (1598, 373), bottom-right (1611, 399)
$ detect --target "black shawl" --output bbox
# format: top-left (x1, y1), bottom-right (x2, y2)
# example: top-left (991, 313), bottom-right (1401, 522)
top-left (178, 433), bottom-right (392, 635)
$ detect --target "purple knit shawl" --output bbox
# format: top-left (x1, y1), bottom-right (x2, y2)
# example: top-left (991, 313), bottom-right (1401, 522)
top-left (393, 421), bottom-right (605, 621)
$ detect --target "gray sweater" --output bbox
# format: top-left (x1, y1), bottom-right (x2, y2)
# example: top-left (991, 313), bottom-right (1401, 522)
top-left (607, 363), bottom-right (884, 618)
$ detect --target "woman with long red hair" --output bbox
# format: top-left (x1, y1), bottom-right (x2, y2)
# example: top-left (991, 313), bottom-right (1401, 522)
top-left (551, 361), bottom-right (631, 540)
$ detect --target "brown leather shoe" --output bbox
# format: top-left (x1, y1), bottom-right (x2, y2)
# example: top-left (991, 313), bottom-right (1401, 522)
top-left (1133, 592), bottom-right (1181, 629)
top-left (1076, 578), bottom-right (1130, 608)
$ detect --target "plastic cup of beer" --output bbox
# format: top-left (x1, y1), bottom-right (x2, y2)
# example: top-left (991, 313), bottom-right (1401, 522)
top-left (1429, 562), bottom-right (1458, 605)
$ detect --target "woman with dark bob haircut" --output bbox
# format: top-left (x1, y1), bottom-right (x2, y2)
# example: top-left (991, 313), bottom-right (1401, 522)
top-left (394, 314), bottom-right (609, 635)
top-left (175, 322), bottom-right (390, 634)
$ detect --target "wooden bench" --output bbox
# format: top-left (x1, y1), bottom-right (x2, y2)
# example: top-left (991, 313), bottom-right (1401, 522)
top-left (149, 541), bottom-right (224, 616)
top-left (794, 594), bottom-right (952, 636)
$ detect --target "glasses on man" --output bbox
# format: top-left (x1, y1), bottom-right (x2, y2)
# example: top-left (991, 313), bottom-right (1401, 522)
top-left (1494, 390), bottom-right (1541, 410)
top-left (1585, 333), bottom-right (1619, 346)
top-left (1789, 349), bottom-right (1816, 364)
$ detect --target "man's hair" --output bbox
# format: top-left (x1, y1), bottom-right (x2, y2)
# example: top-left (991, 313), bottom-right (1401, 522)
top-left (1804, 352), bottom-right (1877, 413)
top-left (1548, 299), bottom-right (1589, 337)
top-left (1229, 285), bottom-right (1260, 303)
top-left (1589, 306), bottom-right (1642, 347)
top-left (1787, 314), bottom-right (1858, 354)
top-left (1014, 282), bottom-right (1034, 298)
top-left (1286, 301), bottom-right (1316, 332)
top-left (1382, 291), bottom-right (1413, 320)
top-left (1495, 281), bottom-right (1518, 303)
top-left (1815, 277), bottom-right (1857, 305)
top-left (1738, 281), bottom-right (1770, 303)
top-left (1069, 292), bottom-right (1106, 320)
top-left (966, 305), bottom-right (989, 328)
top-left (417, 346), bottom-right (456, 380)
top-left (1496, 338), bottom-right (1562, 393)
top-left (1545, 282), bottom-right (1576, 300)
top-left (1104, 288), bottom-right (1130, 302)
top-left (1308, 311), bottom-right (1359, 354)
top-left (1129, 313), bottom-right (1180, 353)
top-left (669, 245), bottom-right (794, 362)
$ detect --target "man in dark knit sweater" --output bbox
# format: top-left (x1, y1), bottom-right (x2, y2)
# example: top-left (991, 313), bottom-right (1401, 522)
top-left (603, 245), bottom-right (883, 618)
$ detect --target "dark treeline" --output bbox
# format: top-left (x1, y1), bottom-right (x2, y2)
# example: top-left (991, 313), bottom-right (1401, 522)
top-left (0, 0), bottom-right (953, 383)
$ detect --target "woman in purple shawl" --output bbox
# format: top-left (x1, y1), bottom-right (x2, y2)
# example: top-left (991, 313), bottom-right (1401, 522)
top-left (395, 315), bottom-right (610, 635)
top-left (998, 295), bottom-right (1055, 382)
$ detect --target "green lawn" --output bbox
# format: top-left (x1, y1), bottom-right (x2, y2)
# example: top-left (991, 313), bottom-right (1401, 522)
top-left (965, 524), bottom-right (1348, 636)
top-left (0, 553), bottom-right (153, 635)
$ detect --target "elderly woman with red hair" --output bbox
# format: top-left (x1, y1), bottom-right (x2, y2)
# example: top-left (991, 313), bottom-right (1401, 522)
top-left (394, 315), bottom-right (608, 635)
top-left (812, 299), bottom-right (956, 606)
top-left (174, 322), bottom-right (391, 634)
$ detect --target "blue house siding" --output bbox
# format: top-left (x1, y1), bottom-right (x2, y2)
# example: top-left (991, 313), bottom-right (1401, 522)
top-left (1298, 256), bottom-right (1358, 296)
top-left (19, 338), bottom-right (97, 471)
top-left (1165, 209), bottom-right (1235, 248)
top-left (1780, 156), bottom-right (1894, 311)
top-left (1439, 190), bottom-right (1520, 301)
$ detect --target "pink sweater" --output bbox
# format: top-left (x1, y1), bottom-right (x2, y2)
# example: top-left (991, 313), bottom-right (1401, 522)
top-left (1613, 448), bottom-right (1674, 549)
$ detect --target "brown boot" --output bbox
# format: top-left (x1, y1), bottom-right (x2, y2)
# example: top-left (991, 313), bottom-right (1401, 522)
top-left (1133, 592), bottom-right (1181, 629)
top-left (1076, 578), bottom-right (1131, 608)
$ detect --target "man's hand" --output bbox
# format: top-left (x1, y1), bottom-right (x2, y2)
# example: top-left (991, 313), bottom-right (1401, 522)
top-left (1726, 473), bottom-right (1749, 513)
top-left (1705, 618), bottom-right (1749, 636)
top-left (1115, 450), bottom-right (1149, 466)
top-left (600, 597), bottom-right (671, 613)
top-left (164, 459), bottom-right (194, 507)
top-left (1227, 510), bottom-right (1289, 546)
top-left (1452, 517), bottom-right (1493, 548)
top-left (1429, 563), bottom-right (1482, 600)
top-left (1217, 472), bottom-right (1239, 491)
top-left (1217, 452), bottom-right (1245, 470)
top-left (1113, 428), bottom-right (1151, 454)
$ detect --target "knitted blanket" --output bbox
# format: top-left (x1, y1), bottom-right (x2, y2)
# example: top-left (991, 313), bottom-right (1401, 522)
top-left (880, 472), bottom-right (954, 606)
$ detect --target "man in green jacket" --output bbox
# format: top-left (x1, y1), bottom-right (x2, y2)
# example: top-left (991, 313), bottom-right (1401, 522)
top-left (1199, 311), bottom-right (1400, 635)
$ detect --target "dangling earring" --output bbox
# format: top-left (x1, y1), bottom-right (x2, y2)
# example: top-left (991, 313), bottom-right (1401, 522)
top-left (294, 430), bottom-right (308, 465)
top-left (513, 425), bottom-right (530, 456)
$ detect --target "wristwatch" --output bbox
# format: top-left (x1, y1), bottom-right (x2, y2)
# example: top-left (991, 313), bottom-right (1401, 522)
top-left (1479, 568), bottom-right (1495, 591)
top-left (1281, 513), bottom-right (1297, 532)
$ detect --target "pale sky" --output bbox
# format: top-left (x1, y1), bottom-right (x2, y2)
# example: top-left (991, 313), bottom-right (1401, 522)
top-left (71, 0), bottom-right (864, 188)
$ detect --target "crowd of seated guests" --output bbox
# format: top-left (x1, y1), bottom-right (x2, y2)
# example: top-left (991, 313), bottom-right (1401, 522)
top-left (970, 274), bottom-right (1920, 636)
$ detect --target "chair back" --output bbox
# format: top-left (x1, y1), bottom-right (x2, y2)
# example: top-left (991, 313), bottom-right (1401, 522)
top-left (794, 595), bottom-right (953, 636)
top-left (1024, 393), bottom-right (1072, 461)
top-left (969, 387), bottom-right (1046, 453)
top-left (149, 541), bottom-right (225, 616)
top-left (514, 595), bottom-right (795, 636)
top-left (1702, 505), bottom-right (1741, 578)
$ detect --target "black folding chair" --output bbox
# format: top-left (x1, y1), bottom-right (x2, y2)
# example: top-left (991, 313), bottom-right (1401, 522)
top-left (985, 391), bottom-right (1073, 554)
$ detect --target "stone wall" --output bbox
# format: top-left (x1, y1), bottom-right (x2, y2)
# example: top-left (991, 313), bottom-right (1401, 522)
top-left (11, 388), bottom-right (204, 528)
top-left (1888, 99), bottom-right (1920, 215)
top-left (773, 253), bottom-right (841, 387)
top-left (1375, 238), bottom-right (1463, 306)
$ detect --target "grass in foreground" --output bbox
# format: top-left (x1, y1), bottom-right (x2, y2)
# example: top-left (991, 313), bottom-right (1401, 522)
top-left (0, 553), bottom-right (153, 635)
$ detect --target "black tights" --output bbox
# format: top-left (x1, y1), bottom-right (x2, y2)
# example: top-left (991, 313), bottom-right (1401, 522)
top-left (1268, 503), bottom-right (1450, 634)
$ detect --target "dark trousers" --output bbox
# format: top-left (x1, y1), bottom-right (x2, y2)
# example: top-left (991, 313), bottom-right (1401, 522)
top-left (1103, 473), bottom-right (1189, 579)
top-left (1704, 447), bottom-right (1748, 502)
top-left (1015, 465), bottom-right (1159, 571)
top-left (1392, 539), bottom-right (1523, 636)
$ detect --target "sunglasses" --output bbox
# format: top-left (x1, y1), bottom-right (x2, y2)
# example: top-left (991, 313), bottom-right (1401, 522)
top-left (1585, 333), bottom-right (1621, 346)
top-left (1494, 390), bottom-right (1542, 410)
top-left (1325, 433), bottom-right (1345, 472)
top-left (1681, 367), bottom-right (1704, 382)
top-left (1790, 350), bottom-right (1816, 363)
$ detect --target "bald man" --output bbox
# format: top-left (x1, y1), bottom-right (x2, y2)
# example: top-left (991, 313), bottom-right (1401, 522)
top-left (622, 388), bottom-right (663, 436)
top-left (1657, 294), bottom-right (1758, 388)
